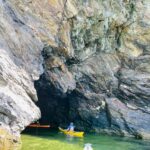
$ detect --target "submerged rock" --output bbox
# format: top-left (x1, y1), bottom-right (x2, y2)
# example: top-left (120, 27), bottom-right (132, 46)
top-left (0, 0), bottom-right (150, 144)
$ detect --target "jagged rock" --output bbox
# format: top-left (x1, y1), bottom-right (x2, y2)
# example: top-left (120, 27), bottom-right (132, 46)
top-left (106, 98), bottom-right (150, 139)
top-left (0, 0), bottom-right (150, 146)
top-left (37, 0), bottom-right (150, 139)
top-left (0, 0), bottom-right (44, 143)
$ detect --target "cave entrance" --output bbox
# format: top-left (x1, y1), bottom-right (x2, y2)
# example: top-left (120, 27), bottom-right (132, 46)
top-left (34, 74), bottom-right (70, 129)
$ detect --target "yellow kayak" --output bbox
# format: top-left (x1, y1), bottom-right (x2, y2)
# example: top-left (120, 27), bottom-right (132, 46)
top-left (59, 127), bottom-right (84, 137)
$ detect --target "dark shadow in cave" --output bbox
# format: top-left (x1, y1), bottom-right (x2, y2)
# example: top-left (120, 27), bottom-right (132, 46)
top-left (34, 74), bottom-right (70, 128)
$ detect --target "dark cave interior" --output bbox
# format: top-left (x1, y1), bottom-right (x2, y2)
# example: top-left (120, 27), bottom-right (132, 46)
top-left (34, 74), bottom-right (71, 128)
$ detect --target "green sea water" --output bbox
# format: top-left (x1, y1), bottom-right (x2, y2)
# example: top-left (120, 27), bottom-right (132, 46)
top-left (21, 129), bottom-right (150, 150)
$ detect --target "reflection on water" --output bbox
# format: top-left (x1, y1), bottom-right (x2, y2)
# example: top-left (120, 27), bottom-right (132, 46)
top-left (66, 135), bottom-right (74, 142)
top-left (21, 128), bottom-right (150, 150)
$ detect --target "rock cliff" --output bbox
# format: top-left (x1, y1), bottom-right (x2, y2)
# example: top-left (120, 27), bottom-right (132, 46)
top-left (0, 0), bottom-right (150, 146)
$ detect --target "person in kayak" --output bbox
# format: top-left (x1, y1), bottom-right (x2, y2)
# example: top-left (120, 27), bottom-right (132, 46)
top-left (67, 122), bottom-right (75, 131)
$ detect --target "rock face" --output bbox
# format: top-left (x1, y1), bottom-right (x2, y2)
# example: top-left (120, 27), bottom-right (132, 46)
top-left (0, 0), bottom-right (150, 144)
top-left (36, 0), bottom-right (150, 139)
top-left (0, 0), bottom-right (44, 137)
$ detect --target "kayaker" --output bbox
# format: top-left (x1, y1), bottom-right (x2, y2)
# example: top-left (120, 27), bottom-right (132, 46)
top-left (67, 122), bottom-right (75, 131)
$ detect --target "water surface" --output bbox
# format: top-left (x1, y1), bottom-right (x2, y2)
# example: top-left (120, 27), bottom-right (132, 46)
top-left (21, 129), bottom-right (150, 150)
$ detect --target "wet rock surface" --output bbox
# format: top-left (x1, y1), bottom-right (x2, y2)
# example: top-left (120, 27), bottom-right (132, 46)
top-left (0, 0), bottom-right (150, 143)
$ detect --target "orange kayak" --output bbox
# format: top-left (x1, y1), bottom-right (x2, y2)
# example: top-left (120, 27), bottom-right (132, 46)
top-left (28, 124), bottom-right (50, 128)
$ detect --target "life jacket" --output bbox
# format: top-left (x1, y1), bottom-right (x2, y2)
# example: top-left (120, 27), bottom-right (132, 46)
top-left (68, 125), bottom-right (75, 131)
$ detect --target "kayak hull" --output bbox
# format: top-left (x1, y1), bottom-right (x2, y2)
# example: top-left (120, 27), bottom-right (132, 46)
top-left (59, 127), bottom-right (84, 137)
top-left (28, 124), bottom-right (50, 128)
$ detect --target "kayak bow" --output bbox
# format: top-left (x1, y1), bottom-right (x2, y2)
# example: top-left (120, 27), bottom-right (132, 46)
top-left (59, 127), bottom-right (84, 137)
